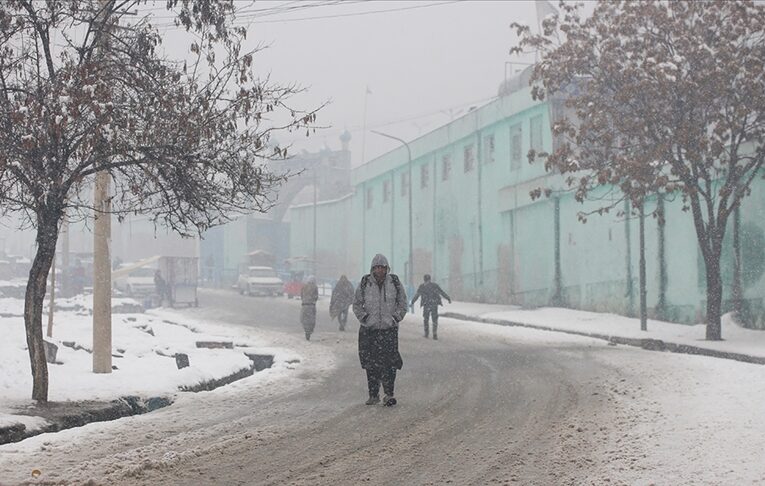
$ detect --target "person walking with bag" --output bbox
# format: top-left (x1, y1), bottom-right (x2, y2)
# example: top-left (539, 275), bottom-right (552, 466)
top-left (410, 274), bottom-right (451, 340)
top-left (353, 254), bottom-right (408, 406)
top-left (301, 276), bottom-right (319, 341)
top-left (329, 275), bottom-right (355, 331)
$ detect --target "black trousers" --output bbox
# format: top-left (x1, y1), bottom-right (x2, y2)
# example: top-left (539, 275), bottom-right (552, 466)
top-left (366, 367), bottom-right (396, 397)
top-left (423, 305), bottom-right (439, 335)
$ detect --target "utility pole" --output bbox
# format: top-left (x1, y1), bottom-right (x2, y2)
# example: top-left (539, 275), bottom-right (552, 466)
top-left (46, 252), bottom-right (55, 338)
top-left (371, 130), bottom-right (413, 290)
top-left (475, 117), bottom-right (484, 296)
top-left (312, 158), bottom-right (318, 278)
top-left (61, 219), bottom-right (69, 296)
top-left (93, 0), bottom-right (113, 374)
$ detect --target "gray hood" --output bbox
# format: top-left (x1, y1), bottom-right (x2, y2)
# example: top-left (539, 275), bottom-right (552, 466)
top-left (370, 253), bottom-right (389, 272)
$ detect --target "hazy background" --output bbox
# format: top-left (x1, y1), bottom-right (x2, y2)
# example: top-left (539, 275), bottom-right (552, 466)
top-left (154, 0), bottom-right (542, 165)
top-left (0, 0), bottom-right (546, 256)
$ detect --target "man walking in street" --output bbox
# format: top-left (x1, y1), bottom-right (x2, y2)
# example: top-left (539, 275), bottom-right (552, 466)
top-left (410, 274), bottom-right (451, 340)
top-left (353, 254), bottom-right (408, 406)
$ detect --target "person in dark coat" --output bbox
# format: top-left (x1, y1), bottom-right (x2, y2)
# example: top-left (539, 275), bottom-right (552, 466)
top-left (353, 254), bottom-right (408, 406)
top-left (330, 275), bottom-right (355, 331)
top-left (300, 276), bottom-right (319, 341)
top-left (410, 274), bottom-right (451, 340)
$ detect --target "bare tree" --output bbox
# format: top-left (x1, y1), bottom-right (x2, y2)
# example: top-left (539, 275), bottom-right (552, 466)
top-left (512, 0), bottom-right (765, 340)
top-left (0, 0), bottom-right (319, 402)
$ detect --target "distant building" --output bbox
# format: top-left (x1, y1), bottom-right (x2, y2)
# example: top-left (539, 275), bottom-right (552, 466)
top-left (200, 132), bottom-right (353, 285)
top-left (288, 68), bottom-right (765, 326)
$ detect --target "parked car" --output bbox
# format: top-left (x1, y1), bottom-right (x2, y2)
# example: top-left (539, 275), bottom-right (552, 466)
top-left (237, 266), bottom-right (283, 296)
top-left (282, 271), bottom-right (305, 299)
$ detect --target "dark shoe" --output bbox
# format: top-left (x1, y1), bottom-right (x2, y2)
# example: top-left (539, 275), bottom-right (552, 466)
top-left (365, 395), bottom-right (380, 405)
top-left (305, 333), bottom-right (311, 341)
top-left (433, 334), bottom-right (438, 340)
top-left (382, 395), bottom-right (397, 407)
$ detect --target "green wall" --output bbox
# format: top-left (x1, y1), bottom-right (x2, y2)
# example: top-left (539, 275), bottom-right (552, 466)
top-left (289, 88), bottom-right (765, 327)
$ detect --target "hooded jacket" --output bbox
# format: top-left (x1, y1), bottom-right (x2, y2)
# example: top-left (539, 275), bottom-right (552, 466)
top-left (353, 254), bottom-right (408, 330)
top-left (330, 276), bottom-right (355, 319)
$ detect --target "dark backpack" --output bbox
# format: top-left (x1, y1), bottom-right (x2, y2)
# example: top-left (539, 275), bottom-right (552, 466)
top-left (361, 273), bottom-right (403, 302)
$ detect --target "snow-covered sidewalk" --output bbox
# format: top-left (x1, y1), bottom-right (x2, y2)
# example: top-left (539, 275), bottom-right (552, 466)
top-left (0, 294), bottom-right (301, 442)
top-left (441, 301), bottom-right (765, 362)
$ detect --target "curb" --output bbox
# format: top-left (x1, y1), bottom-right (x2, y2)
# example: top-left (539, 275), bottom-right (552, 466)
top-left (0, 353), bottom-right (276, 446)
top-left (0, 395), bottom-right (173, 446)
top-left (441, 312), bottom-right (765, 366)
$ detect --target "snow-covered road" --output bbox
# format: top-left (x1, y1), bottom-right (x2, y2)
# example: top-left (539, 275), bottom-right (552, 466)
top-left (1, 290), bottom-right (764, 485)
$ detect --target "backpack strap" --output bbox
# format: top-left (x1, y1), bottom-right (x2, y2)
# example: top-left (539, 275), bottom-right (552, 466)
top-left (360, 274), bottom-right (370, 300)
top-left (361, 273), bottom-right (402, 301)
top-left (390, 274), bottom-right (403, 300)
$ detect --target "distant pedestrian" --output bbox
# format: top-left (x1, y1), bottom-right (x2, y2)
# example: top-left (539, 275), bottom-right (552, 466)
top-left (154, 269), bottom-right (168, 307)
top-left (301, 276), bottom-right (319, 341)
top-left (330, 275), bottom-right (355, 331)
top-left (410, 274), bottom-right (451, 340)
top-left (353, 254), bottom-right (407, 406)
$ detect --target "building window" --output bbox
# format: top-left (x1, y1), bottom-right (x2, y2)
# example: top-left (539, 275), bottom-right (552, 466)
top-left (464, 144), bottom-right (475, 172)
top-left (420, 164), bottom-right (429, 189)
top-left (366, 187), bottom-right (373, 209)
top-left (442, 154), bottom-right (452, 181)
top-left (510, 123), bottom-right (522, 171)
top-left (401, 172), bottom-right (410, 197)
top-left (530, 114), bottom-right (543, 152)
top-left (383, 180), bottom-right (391, 203)
top-left (484, 134), bottom-right (495, 164)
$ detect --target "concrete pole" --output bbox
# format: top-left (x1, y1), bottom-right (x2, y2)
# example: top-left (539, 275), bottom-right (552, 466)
top-left (93, 171), bottom-right (112, 373)
top-left (92, 0), bottom-right (113, 373)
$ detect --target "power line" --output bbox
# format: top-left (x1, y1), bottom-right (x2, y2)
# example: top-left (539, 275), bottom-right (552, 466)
top-left (237, 1), bottom-right (462, 24)
top-left (237, 1), bottom-right (364, 18)
top-left (149, 0), bottom-right (365, 26)
top-left (150, 1), bottom-right (461, 28)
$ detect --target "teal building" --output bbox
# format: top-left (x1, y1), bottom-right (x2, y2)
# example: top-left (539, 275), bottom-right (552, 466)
top-left (288, 72), bottom-right (765, 327)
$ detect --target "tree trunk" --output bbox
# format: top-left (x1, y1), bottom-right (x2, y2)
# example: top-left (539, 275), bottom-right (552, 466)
top-left (24, 218), bottom-right (59, 402)
top-left (686, 192), bottom-right (727, 341)
top-left (704, 235), bottom-right (724, 341)
top-left (638, 202), bottom-right (647, 331)
top-left (624, 199), bottom-right (634, 317)
top-left (731, 206), bottom-right (745, 322)
top-left (656, 194), bottom-right (667, 320)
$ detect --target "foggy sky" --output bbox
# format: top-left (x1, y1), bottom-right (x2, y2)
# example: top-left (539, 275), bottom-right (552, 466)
top-left (0, 0), bottom-right (543, 255)
top-left (204, 0), bottom-right (541, 166)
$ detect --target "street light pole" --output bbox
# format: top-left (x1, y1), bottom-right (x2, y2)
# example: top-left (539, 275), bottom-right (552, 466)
top-left (371, 130), bottom-right (413, 290)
